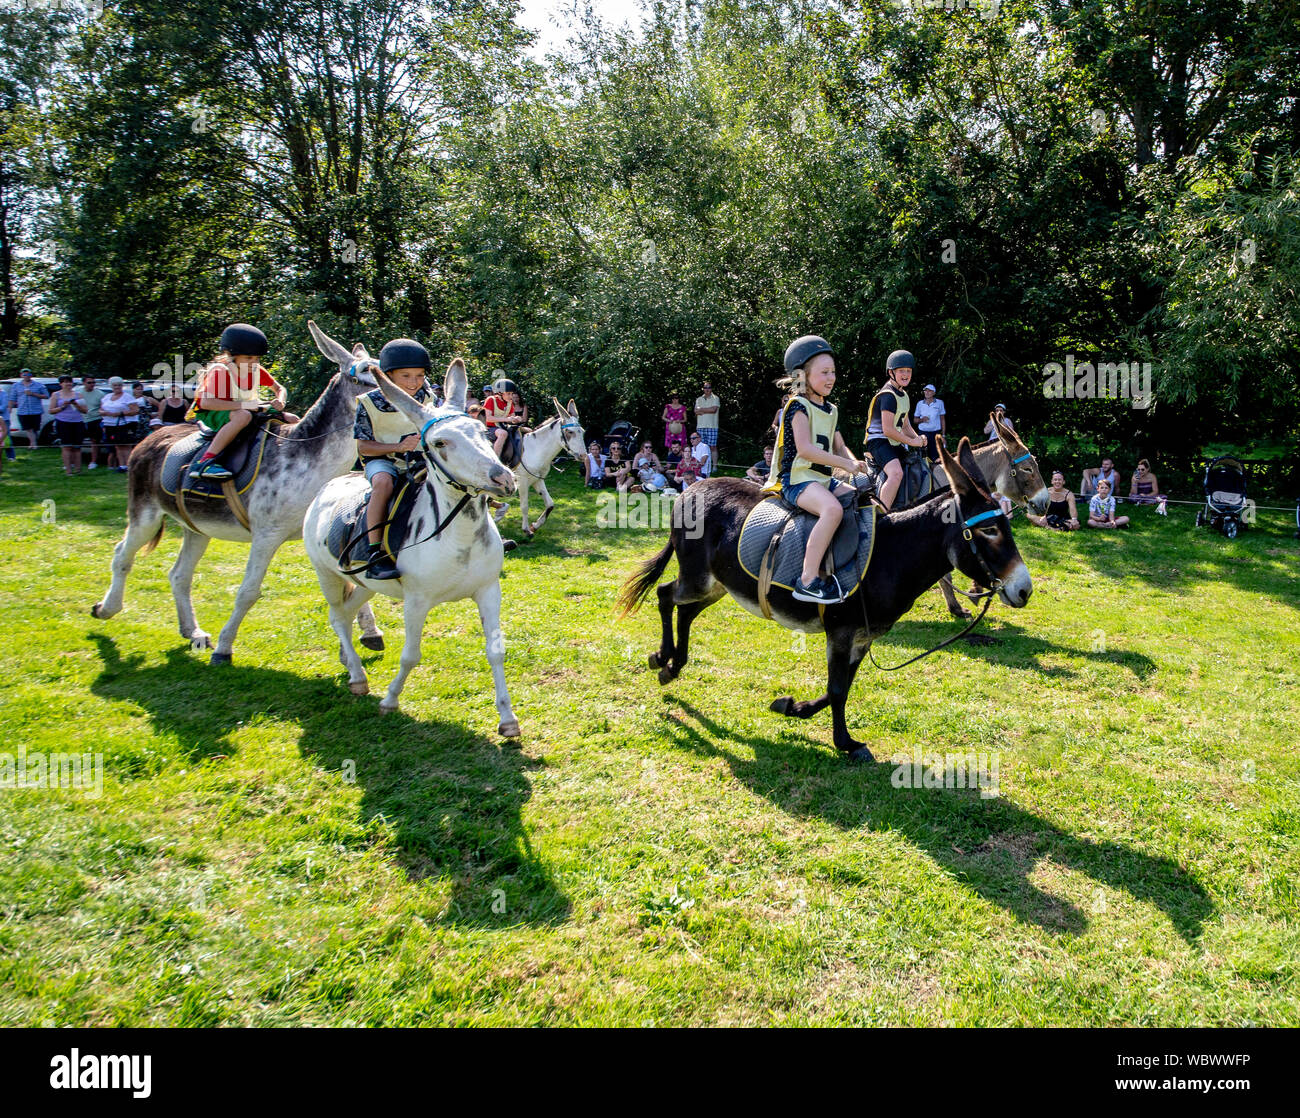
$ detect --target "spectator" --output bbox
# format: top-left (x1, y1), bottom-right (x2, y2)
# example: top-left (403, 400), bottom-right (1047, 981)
top-left (1026, 470), bottom-right (1080, 530)
top-left (49, 375), bottom-right (87, 475)
top-left (157, 382), bottom-right (189, 425)
top-left (1087, 478), bottom-right (1130, 529)
top-left (746, 445), bottom-right (774, 484)
top-left (78, 375), bottom-right (106, 467)
top-left (582, 440), bottom-right (606, 488)
top-left (982, 402), bottom-right (1015, 439)
top-left (1080, 455), bottom-right (1121, 498)
top-left (674, 451), bottom-right (701, 489)
top-left (98, 377), bottom-right (139, 472)
top-left (632, 441), bottom-right (668, 492)
top-left (605, 442), bottom-right (633, 491)
top-left (913, 383), bottom-right (947, 461)
top-left (1129, 459), bottom-right (1161, 504)
top-left (688, 430), bottom-right (711, 478)
top-left (509, 389), bottom-right (529, 430)
top-left (10, 369), bottom-right (48, 448)
top-left (662, 392), bottom-right (687, 451)
top-left (131, 381), bottom-right (159, 441)
top-left (665, 437), bottom-right (685, 471)
top-left (694, 380), bottom-right (721, 474)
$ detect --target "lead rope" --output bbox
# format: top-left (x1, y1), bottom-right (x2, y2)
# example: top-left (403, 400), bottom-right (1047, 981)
top-left (857, 500), bottom-right (1005, 671)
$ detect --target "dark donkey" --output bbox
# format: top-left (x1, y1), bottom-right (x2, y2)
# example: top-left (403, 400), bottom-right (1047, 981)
top-left (617, 438), bottom-right (1033, 761)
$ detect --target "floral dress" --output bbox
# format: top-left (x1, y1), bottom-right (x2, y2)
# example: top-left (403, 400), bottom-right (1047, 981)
top-left (663, 402), bottom-right (687, 450)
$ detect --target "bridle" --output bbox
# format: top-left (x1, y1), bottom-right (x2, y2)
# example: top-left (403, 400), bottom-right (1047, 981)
top-left (518, 417), bottom-right (582, 481)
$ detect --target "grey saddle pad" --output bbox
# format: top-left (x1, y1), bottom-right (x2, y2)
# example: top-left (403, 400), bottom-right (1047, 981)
top-left (160, 422), bottom-right (274, 500)
top-left (864, 450), bottom-right (940, 510)
top-left (738, 494), bottom-right (878, 599)
top-left (325, 484), bottom-right (371, 564)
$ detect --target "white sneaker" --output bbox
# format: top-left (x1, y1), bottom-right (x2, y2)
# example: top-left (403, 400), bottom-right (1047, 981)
top-left (87, 461), bottom-right (98, 470)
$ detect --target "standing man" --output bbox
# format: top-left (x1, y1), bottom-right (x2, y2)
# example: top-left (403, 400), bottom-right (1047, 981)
top-left (78, 375), bottom-right (105, 469)
top-left (694, 380), bottom-right (721, 475)
top-left (913, 383), bottom-right (946, 461)
top-left (11, 369), bottom-right (48, 449)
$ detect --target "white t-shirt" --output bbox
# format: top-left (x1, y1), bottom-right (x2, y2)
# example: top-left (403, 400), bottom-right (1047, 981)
top-left (694, 394), bottom-right (720, 430)
top-left (914, 398), bottom-right (945, 432)
top-left (690, 441), bottom-right (711, 476)
top-left (100, 392), bottom-right (136, 426)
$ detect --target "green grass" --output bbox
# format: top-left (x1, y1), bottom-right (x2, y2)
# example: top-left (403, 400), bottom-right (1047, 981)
top-left (1, 452), bottom-right (1298, 1025)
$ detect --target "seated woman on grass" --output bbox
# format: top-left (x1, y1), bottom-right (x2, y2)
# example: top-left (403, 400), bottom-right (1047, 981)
top-left (1026, 470), bottom-right (1080, 531)
top-left (1087, 478), bottom-right (1130, 529)
top-left (1129, 459), bottom-right (1161, 505)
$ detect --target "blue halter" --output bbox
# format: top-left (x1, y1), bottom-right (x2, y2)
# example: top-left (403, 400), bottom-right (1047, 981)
top-left (964, 509), bottom-right (1004, 529)
top-left (1011, 452), bottom-right (1031, 465)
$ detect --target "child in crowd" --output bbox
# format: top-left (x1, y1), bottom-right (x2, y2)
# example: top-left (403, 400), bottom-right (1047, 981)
top-left (1088, 478), bottom-right (1130, 529)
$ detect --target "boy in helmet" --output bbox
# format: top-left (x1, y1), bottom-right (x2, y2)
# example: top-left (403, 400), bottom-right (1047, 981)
top-left (190, 324), bottom-right (299, 480)
top-left (864, 349), bottom-right (927, 510)
top-left (483, 377), bottom-right (520, 458)
top-left (353, 338), bottom-right (435, 580)
top-left (765, 335), bottom-right (866, 604)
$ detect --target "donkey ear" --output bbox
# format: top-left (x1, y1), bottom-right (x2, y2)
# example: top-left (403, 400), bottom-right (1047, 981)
top-left (375, 369), bottom-right (433, 429)
top-left (994, 412), bottom-right (1024, 450)
top-left (443, 358), bottom-right (467, 411)
top-left (957, 437), bottom-right (992, 493)
top-left (938, 436), bottom-right (976, 499)
top-left (551, 395), bottom-right (566, 418)
top-left (566, 398), bottom-right (579, 418)
top-left (308, 320), bottom-right (357, 371)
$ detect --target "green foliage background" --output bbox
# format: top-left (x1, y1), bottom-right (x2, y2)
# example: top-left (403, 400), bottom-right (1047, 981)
top-left (2, 0), bottom-right (1297, 481)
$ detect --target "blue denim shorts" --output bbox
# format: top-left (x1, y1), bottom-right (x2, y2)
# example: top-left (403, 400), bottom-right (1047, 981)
top-left (363, 457), bottom-right (401, 482)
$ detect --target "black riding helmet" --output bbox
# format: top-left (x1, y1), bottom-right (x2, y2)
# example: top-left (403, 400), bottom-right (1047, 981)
top-left (886, 349), bottom-right (915, 374)
top-left (491, 377), bottom-right (519, 396)
top-left (378, 338), bottom-right (431, 373)
top-left (220, 323), bottom-right (268, 356)
top-left (784, 334), bottom-right (834, 374)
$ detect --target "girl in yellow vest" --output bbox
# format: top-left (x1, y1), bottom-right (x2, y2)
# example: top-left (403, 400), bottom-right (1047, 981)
top-left (764, 335), bottom-right (866, 604)
top-left (353, 338), bottom-right (435, 580)
top-left (864, 349), bottom-right (927, 509)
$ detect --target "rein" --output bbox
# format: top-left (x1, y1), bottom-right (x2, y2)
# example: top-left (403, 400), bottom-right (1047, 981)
top-left (858, 499), bottom-right (1006, 671)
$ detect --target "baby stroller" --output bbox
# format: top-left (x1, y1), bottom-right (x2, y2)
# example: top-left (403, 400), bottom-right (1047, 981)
top-left (1196, 456), bottom-right (1249, 539)
top-left (602, 419), bottom-right (641, 456)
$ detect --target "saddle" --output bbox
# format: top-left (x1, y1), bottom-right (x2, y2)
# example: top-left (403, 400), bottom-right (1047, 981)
top-left (496, 427), bottom-right (524, 469)
top-left (160, 414), bottom-right (280, 531)
top-left (325, 466), bottom-right (427, 575)
top-left (863, 447), bottom-right (940, 510)
top-left (737, 487), bottom-right (878, 618)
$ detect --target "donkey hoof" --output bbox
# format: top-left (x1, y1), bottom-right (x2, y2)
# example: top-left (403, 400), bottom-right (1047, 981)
top-left (657, 667), bottom-right (675, 685)
top-left (648, 652), bottom-right (661, 669)
top-left (191, 631), bottom-right (212, 650)
top-left (950, 609), bottom-right (973, 621)
top-left (499, 719), bottom-right (521, 739)
top-left (348, 680), bottom-right (370, 696)
top-left (846, 745), bottom-right (876, 764)
top-left (378, 701), bottom-right (399, 715)
top-left (360, 634), bottom-right (385, 651)
top-left (770, 696), bottom-right (795, 715)
top-left (503, 539), bottom-right (518, 553)
top-left (90, 602), bottom-right (102, 619)
top-left (210, 651), bottom-right (232, 666)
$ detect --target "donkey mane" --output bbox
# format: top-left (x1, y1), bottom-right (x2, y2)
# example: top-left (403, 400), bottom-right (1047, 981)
top-left (282, 372), bottom-right (345, 444)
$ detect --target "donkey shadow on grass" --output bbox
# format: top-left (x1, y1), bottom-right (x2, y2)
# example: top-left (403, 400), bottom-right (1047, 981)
top-left (87, 634), bottom-right (569, 928)
top-left (886, 618), bottom-right (1158, 681)
top-left (661, 697), bottom-right (1212, 944)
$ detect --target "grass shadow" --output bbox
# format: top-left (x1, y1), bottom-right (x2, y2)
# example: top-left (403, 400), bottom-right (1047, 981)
top-left (885, 617), bottom-right (1158, 680)
top-left (660, 696), bottom-right (1213, 944)
top-left (87, 634), bottom-right (570, 928)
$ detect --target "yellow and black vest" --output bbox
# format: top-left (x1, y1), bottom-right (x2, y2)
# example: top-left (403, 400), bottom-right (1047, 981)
top-left (865, 380), bottom-right (910, 446)
top-left (764, 395), bottom-right (839, 493)
top-left (358, 385), bottom-right (431, 464)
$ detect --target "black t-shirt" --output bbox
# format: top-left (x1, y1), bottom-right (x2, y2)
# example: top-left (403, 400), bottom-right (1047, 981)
top-left (751, 459), bottom-right (771, 478)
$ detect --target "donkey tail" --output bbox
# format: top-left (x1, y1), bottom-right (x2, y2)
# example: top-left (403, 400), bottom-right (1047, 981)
top-left (139, 519), bottom-right (166, 557)
top-left (616, 537), bottom-right (675, 617)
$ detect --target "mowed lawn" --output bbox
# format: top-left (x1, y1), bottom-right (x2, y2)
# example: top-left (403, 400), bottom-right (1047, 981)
top-left (1, 452), bottom-right (1297, 1026)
